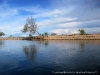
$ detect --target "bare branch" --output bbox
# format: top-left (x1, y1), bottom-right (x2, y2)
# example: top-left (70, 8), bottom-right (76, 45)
top-left (22, 16), bottom-right (40, 35)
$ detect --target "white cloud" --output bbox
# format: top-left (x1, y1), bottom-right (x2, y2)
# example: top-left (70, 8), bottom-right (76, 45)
top-left (84, 27), bottom-right (100, 34)
top-left (0, 1), bottom-right (79, 36)
top-left (70, 30), bottom-right (79, 34)
top-left (50, 28), bottom-right (79, 35)
top-left (51, 29), bottom-right (69, 35)
top-left (29, 7), bottom-right (77, 30)
top-left (0, 0), bottom-right (100, 37)
top-left (11, 31), bottom-right (21, 35)
top-left (0, 1), bottom-right (18, 19)
top-left (21, 34), bottom-right (28, 37)
top-left (13, 9), bottom-right (18, 14)
top-left (0, 21), bottom-right (24, 36)
top-left (58, 22), bottom-right (80, 28)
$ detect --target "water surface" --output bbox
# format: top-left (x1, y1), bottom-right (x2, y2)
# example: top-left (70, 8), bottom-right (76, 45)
top-left (0, 40), bottom-right (100, 75)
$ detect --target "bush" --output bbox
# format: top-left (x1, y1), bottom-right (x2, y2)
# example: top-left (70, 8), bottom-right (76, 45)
top-left (79, 29), bottom-right (86, 35)
top-left (0, 32), bottom-right (5, 36)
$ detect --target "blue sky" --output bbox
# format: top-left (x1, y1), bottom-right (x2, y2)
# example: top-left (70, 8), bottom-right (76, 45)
top-left (0, 0), bottom-right (100, 37)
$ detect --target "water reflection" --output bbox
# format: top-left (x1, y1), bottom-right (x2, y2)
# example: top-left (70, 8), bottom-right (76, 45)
top-left (37, 40), bottom-right (49, 47)
top-left (23, 44), bottom-right (37, 61)
top-left (0, 40), bottom-right (100, 75)
top-left (80, 41), bottom-right (85, 49)
top-left (44, 40), bottom-right (49, 46)
top-left (0, 41), bottom-right (4, 46)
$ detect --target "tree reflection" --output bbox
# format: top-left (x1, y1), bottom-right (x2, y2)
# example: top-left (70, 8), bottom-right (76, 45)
top-left (80, 41), bottom-right (85, 49)
top-left (23, 44), bottom-right (37, 61)
top-left (0, 41), bottom-right (4, 47)
top-left (44, 40), bottom-right (48, 46)
top-left (79, 41), bottom-right (85, 52)
top-left (38, 40), bottom-right (49, 46)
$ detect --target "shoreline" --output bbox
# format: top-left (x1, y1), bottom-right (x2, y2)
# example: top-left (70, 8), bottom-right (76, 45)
top-left (0, 34), bottom-right (100, 40)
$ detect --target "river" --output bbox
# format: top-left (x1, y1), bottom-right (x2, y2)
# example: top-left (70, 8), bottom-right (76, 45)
top-left (0, 40), bottom-right (100, 75)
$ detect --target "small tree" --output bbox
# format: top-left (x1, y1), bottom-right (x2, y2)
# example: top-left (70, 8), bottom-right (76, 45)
top-left (78, 28), bottom-right (86, 35)
top-left (0, 32), bottom-right (5, 37)
top-left (51, 33), bottom-right (57, 36)
top-left (44, 32), bottom-right (48, 36)
top-left (9, 35), bottom-right (13, 37)
top-left (22, 16), bottom-right (40, 36)
top-left (41, 34), bottom-right (44, 37)
top-left (29, 34), bottom-right (32, 37)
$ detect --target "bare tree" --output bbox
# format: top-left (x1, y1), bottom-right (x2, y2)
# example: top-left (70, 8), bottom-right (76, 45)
top-left (22, 16), bottom-right (40, 36)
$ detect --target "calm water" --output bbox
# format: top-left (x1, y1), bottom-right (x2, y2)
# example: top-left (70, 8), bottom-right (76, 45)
top-left (0, 40), bottom-right (100, 75)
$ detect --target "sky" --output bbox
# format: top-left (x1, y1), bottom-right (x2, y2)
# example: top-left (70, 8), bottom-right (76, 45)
top-left (0, 0), bottom-right (100, 37)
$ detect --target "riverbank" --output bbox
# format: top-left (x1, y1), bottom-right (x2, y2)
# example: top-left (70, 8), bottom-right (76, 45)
top-left (43, 34), bottom-right (100, 40)
top-left (0, 34), bottom-right (100, 40)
